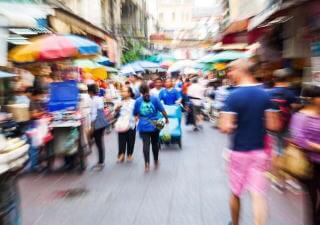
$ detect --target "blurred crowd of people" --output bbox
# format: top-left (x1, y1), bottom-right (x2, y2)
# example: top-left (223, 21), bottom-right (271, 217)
top-left (1, 57), bottom-right (320, 225)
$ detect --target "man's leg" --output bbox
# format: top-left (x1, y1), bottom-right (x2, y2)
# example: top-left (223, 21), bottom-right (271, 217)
top-left (251, 192), bottom-right (268, 225)
top-left (230, 193), bottom-right (241, 225)
top-left (250, 151), bottom-right (269, 225)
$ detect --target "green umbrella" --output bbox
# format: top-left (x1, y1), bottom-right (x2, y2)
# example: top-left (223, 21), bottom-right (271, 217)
top-left (73, 59), bottom-right (118, 73)
top-left (73, 59), bottom-right (102, 68)
top-left (147, 54), bottom-right (176, 63)
top-left (201, 63), bottom-right (214, 72)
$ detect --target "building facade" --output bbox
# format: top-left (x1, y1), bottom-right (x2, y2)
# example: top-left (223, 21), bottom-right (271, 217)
top-left (48, 0), bottom-right (151, 64)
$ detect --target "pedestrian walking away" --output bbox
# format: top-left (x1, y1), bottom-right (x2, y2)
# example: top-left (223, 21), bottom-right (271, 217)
top-left (115, 86), bottom-right (136, 163)
top-left (289, 84), bottom-right (320, 225)
top-left (267, 69), bottom-right (302, 192)
top-left (88, 84), bottom-right (108, 171)
top-left (134, 83), bottom-right (169, 172)
top-left (219, 59), bottom-right (280, 225)
top-left (187, 77), bottom-right (205, 131)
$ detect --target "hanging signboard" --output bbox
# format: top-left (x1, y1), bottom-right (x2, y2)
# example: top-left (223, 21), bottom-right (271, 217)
top-left (311, 42), bottom-right (320, 85)
top-left (0, 15), bottom-right (8, 66)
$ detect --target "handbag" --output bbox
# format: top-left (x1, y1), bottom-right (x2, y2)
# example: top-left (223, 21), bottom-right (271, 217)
top-left (115, 116), bottom-right (131, 133)
top-left (149, 119), bottom-right (165, 130)
top-left (94, 108), bottom-right (109, 130)
top-left (277, 142), bottom-right (313, 179)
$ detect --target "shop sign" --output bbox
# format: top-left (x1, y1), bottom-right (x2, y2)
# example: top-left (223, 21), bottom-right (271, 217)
top-left (0, 15), bottom-right (8, 66)
top-left (311, 57), bottom-right (320, 85)
top-left (311, 42), bottom-right (320, 85)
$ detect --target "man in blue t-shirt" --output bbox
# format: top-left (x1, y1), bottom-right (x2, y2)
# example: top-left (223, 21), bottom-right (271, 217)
top-left (267, 68), bottom-right (300, 154)
top-left (159, 78), bottom-right (182, 105)
top-left (134, 83), bottom-right (169, 172)
top-left (219, 59), bottom-right (280, 225)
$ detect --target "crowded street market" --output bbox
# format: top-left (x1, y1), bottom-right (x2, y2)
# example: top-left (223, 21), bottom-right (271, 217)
top-left (0, 0), bottom-right (320, 225)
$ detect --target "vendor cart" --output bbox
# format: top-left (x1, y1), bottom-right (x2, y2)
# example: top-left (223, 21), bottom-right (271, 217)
top-left (47, 81), bottom-right (90, 172)
top-left (49, 119), bottom-right (88, 172)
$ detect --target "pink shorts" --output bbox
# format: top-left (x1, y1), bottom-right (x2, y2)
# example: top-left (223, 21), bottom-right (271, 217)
top-left (228, 150), bottom-right (270, 197)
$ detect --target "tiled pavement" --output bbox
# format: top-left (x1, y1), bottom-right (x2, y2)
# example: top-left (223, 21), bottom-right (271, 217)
top-left (19, 124), bottom-right (305, 225)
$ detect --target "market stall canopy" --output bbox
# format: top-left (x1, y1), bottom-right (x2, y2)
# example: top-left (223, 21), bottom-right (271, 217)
top-left (9, 34), bottom-right (101, 63)
top-left (73, 59), bottom-right (102, 68)
top-left (0, 71), bottom-right (16, 78)
top-left (132, 60), bottom-right (161, 70)
top-left (248, 0), bottom-right (309, 31)
top-left (120, 62), bottom-right (145, 76)
top-left (167, 60), bottom-right (197, 74)
top-left (160, 60), bottom-right (174, 69)
top-left (193, 63), bottom-right (211, 72)
top-left (197, 53), bottom-right (216, 63)
top-left (183, 67), bottom-right (198, 75)
top-left (147, 54), bottom-right (176, 63)
top-left (95, 56), bottom-right (112, 66)
top-left (104, 66), bottom-right (118, 73)
top-left (201, 51), bottom-right (250, 63)
top-left (120, 64), bottom-right (135, 76)
top-left (73, 59), bottom-right (107, 80)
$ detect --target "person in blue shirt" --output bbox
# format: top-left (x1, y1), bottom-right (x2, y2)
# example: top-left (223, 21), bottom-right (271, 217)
top-left (266, 68), bottom-right (302, 192)
top-left (134, 83), bottom-right (169, 172)
top-left (159, 78), bottom-right (182, 105)
top-left (219, 59), bottom-right (280, 225)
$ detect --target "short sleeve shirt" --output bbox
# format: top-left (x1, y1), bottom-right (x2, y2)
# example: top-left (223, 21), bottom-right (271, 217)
top-left (134, 96), bottom-right (165, 132)
top-left (222, 85), bottom-right (273, 151)
top-left (268, 86), bottom-right (298, 106)
top-left (159, 88), bottom-right (181, 105)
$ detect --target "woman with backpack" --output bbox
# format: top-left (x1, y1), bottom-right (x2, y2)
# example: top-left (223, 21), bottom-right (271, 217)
top-left (133, 83), bottom-right (169, 172)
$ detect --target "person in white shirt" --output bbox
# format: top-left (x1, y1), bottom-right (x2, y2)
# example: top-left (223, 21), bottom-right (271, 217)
top-left (88, 84), bottom-right (106, 170)
top-left (78, 84), bottom-right (92, 145)
top-left (116, 86), bottom-right (136, 163)
top-left (187, 77), bottom-right (205, 131)
top-left (150, 78), bottom-right (163, 98)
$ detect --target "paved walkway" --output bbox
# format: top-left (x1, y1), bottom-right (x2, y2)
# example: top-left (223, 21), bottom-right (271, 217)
top-left (19, 124), bottom-right (305, 225)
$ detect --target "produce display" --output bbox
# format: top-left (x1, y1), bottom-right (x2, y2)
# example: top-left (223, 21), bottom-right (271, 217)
top-left (0, 135), bottom-right (29, 175)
